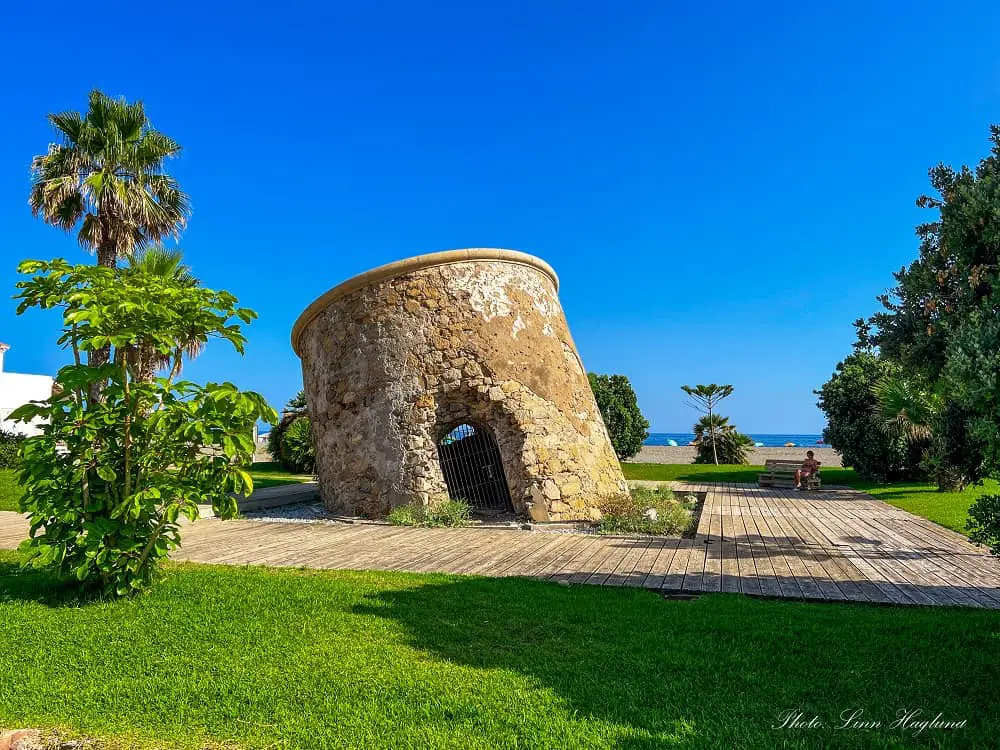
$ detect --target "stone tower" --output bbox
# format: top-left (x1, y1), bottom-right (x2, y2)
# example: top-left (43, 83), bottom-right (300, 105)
top-left (291, 248), bottom-right (628, 521)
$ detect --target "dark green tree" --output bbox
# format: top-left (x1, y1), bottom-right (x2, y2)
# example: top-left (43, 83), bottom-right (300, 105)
top-left (866, 126), bottom-right (1000, 380)
top-left (588, 373), bottom-right (649, 460)
top-left (816, 351), bottom-right (925, 482)
top-left (859, 125), bottom-right (1000, 548)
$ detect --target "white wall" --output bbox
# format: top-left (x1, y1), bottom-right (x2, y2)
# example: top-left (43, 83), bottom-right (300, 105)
top-left (0, 372), bottom-right (53, 436)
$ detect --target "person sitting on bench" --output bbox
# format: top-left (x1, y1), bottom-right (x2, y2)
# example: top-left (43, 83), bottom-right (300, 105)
top-left (795, 451), bottom-right (821, 489)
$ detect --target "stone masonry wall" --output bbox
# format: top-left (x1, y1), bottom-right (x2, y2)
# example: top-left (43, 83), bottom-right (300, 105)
top-left (295, 253), bottom-right (628, 521)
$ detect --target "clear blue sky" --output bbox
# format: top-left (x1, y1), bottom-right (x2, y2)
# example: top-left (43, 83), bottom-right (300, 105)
top-left (2, 2), bottom-right (998, 433)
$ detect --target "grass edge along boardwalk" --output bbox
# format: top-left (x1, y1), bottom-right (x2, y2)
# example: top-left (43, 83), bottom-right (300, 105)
top-left (0, 550), bottom-right (997, 749)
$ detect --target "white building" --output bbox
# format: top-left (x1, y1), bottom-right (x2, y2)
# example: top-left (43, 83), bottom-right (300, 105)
top-left (0, 343), bottom-right (54, 437)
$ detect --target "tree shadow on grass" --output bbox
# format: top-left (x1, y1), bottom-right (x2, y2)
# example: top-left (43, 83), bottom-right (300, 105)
top-left (0, 559), bottom-right (109, 607)
top-left (352, 575), bottom-right (1000, 749)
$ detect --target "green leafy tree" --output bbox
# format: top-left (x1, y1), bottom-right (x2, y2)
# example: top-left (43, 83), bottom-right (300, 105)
top-left (865, 127), bottom-right (1000, 380)
top-left (870, 375), bottom-right (938, 443)
top-left (940, 314), bottom-right (1000, 543)
top-left (11, 259), bottom-right (276, 596)
top-left (858, 125), bottom-right (1000, 549)
top-left (817, 351), bottom-right (925, 482)
top-left (869, 374), bottom-right (973, 491)
top-left (968, 494), bottom-right (1000, 556)
top-left (691, 414), bottom-right (752, 464)
top-left (941, 313), bottom-right (1000, 477)
top-left (124, 246), bottom-right (202, 381)
top-left (588, 373), bottom-right (649, 460)
top-left (680, 384), bottom-right (734, 465)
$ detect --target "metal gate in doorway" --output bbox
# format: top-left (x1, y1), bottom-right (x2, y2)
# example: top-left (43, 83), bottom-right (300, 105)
top-left (437, 423), bottom-right (514, 513)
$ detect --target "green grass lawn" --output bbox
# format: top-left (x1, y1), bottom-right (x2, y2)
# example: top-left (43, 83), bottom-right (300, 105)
top-left (0, 463), bottom-right (309, 514)
top-left (0, 468), bottom-right (22, 513)
top-left (0, 551), bottom-right (996, 749)
top-left (248, 461), bottom-right (314, 489)
top-left (621, 462), bottom-right (998, 537)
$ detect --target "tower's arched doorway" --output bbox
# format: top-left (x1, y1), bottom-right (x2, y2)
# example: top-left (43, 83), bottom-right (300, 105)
top-left (437, 423), bottom-right (514, 514)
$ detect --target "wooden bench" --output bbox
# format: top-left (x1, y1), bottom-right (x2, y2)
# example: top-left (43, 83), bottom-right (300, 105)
top-left (758, 459), bottom-right (821, 490)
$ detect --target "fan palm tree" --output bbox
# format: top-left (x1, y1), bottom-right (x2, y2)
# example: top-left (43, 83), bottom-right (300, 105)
top-left (870, 375), bottom-right (938, 442)
top-left (693, 414), bottom-right (735, 443)
top-left (870, 375), bottom-right (963, 490)
top-left (126, 244), bottom-right (197, 284)
top-left (124, 246), bottom-right (203, 381)
top-left (29, 89), bottom-right (189, 269)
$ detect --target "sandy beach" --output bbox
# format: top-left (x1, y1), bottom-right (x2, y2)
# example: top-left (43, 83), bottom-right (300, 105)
top-left (629, 445), bottom-right (842, 467)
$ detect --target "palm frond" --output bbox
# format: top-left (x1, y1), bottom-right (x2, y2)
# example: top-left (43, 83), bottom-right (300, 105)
top-left (870, 375), bottom-right (938, 442)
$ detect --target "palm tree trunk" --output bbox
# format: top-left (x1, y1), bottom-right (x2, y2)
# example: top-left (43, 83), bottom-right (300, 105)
top-left (97, 250), bottom-right (117, 268)
top-left (88, 242), bottom-right (118, 401)
top-left (709, 404), bottom-right (719, 465)
top-left (936, 466), bottom-right (966, 492)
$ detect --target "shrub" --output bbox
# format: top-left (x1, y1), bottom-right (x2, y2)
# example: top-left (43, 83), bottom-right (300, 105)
top-left (387, 496), bottom-right (471, 527)
top-left (691, 415), bottom-right (752, 464)
top-left (817, 350), bottom-right (925, 482)
top-left (279, 416), bottom-right (316, 474)
top-left (598, 486), bottom-right (695, 535)
top-left (968, 494), bottom-right (1000, 556)
top-left (11, 258), bottom-right (276, 596)
top-left (0, 430), bottom-right (25, 469)
top-left (267, 414), bottom-right (290, 462)
top-left (588, 373), bottom-right (649, 460)
top-left (269, 390), bottom-right (312, 472)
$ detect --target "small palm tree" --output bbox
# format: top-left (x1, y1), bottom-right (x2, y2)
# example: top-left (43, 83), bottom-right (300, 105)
top-left (126, 245), bottom-right (196, 284)
top-left (693, 414), bottom-right (735, 444)
top-left (124, 246), bottom-right (203, 381)
top-left (30, 89), bottom-right (189, 268)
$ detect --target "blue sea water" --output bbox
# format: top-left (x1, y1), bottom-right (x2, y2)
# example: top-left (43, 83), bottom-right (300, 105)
top-left (646, 433), bottom-right (828, 448)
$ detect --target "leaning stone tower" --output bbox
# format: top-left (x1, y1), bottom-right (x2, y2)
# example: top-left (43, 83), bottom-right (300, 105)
top-left (291, 248), bottom-right (627, 521)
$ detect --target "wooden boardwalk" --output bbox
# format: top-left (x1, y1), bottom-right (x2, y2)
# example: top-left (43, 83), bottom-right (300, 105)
top-left (1, 483), bottom-right (998, 608)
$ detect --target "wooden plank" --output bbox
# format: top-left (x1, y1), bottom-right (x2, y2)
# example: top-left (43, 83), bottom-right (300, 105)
top-left (718, 509), bottom-right (740, 594)
top-left (456, 531), bottom-right (549, 576)
top-left (585, 537), bottom-right (635, 586)
top-left (564, 538), bottom-right (619, 585)
top-left (7, 481), bottom-right (1000, 609)
top-left (701, 495), bottom-right (724, 592)
top-left (661, 538), bottom-right (697, 591)
top-left (640, 537), bottom-right (680, 589)
top-left (604, 538), bottom-right (652, 586)
top-left (496, 533), bottom-right (573, 577)
top-left (539, 534), bottom-right (600, 581)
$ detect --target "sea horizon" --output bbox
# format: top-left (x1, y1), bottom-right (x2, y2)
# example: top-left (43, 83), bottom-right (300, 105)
top-left (645, 432), bottom-right (828, 448)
